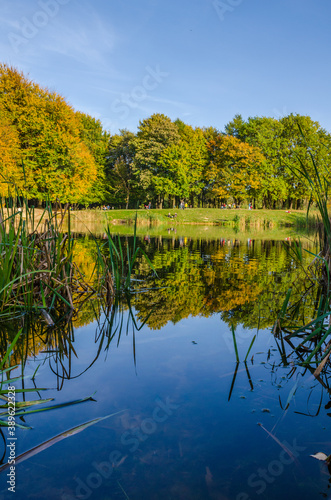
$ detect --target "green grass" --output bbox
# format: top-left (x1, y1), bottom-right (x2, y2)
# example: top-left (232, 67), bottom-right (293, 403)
top-left (68, 207), bottom-right (315, 231)
top-left (105, 224), bottom-right (311, 241)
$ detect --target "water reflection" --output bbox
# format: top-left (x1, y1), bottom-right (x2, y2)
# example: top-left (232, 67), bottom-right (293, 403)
top-left (131, 236), bottom-right (318, 331)
top-left (0, 233), bottom-right (329, 500)
top-left (0, 235), bottom-right (320, 377)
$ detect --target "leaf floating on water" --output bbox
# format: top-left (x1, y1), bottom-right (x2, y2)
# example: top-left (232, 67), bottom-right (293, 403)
top-left (258, 422), bottom-right (298, 463)
top-left (0, 410), bottom-right (125, 472)
top-left (311, 452), bottom-right (329, 461)
top-left (115, 455), bottom-right (128, 468)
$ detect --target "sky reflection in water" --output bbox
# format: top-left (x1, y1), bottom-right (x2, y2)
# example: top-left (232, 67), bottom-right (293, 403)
top-left (0, 234), bottom-right (330, 500)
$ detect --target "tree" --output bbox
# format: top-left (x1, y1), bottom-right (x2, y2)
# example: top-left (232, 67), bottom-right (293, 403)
top-left (224, 113), bottom-right (247, 140)
top-left (224, 113), bottom-right (331, 208)
top-left (279, 114), bottom-right (331, 208)
top-left (155, 125), bottom-right (208, 206)
top-left (76, 112), bottom-right (110, 204)
top-left (0, 104), bottom-right (22, 196)
top-left (0, 64), bottom-right (100, 204)
top-left (206, 134), bottom-right (265, 204)
top-left (225, 115), bottom-right (288, 207)
top-left (106, 130), bottom-right (139, 208)
top-left (134, 113), bottom-right (180, 202)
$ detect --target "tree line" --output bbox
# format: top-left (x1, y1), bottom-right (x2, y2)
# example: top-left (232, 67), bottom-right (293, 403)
top-left (1, 64), bottom-right (330, 209)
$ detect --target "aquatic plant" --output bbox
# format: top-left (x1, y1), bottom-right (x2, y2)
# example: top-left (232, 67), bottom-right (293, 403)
top-left (0, 197), bottom-right (90, 321)
top-left (94, 214), bottom-right (157, 300)
top-left (0, 189), bottom-right (157, 323)
top-left (273, 125), bottom-right (331, 374)
top-left (0, 327), bottom-right (125, 471)
top-left (0, 329), bottom-right (95, 430)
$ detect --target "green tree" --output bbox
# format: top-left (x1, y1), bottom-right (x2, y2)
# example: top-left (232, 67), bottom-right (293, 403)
top-left (225, 115), bottom-right (287, 207)
top-left (279, 114), bottom-right (331, 208)
top-left (155, 125), bottom-right (208, 206)
top-left (134, 113), bottom-right (180, 203)
top-left (76, 112), bottom-right (110, 204)
top-left (224, 113), bottom-right (247, 140)
top-left (225, 113), bottom-right (331, 208)
top-left (106, 130), bottom-right (139, 208)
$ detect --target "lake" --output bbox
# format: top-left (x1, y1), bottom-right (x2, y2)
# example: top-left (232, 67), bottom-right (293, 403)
top-left (0, 228), bottom-right (329, 500)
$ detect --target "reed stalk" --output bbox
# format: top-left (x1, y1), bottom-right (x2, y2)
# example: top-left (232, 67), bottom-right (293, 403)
top-left (275, 124), bottom-right (331, 373)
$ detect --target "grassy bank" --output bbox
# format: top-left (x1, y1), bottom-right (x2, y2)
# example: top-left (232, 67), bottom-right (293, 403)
top-left (105, 224), bottom-right (315, 242)
top-left (67, 207), bottom-right (314, 229)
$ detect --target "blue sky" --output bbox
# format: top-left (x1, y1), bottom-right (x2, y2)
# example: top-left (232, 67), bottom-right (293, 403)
top-left (1, 0), bottom-right (331, 135)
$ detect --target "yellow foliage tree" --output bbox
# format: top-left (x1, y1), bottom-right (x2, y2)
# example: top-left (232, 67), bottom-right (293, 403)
top-left (0, 64), bottom-right (99, 203)
top-left (0, 105), bottom-right (23, 196)
top-left (206, 135), bottom-right (265, 203)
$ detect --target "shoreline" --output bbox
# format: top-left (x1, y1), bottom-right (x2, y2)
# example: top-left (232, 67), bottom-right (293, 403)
top-left (69, 207), bottom-right (314, 228)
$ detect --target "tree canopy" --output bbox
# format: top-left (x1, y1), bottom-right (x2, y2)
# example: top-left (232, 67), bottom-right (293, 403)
top-left (0, 64), bottom-right (108, 204)
top-left (1, 64), bottom-right (330, 209)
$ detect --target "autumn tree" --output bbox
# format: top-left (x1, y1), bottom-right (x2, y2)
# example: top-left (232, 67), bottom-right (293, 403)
top-left (225, 116), bottom-right (288, 207)
top-left (0, 103), bottom-right (22, 196)
top-left (206, 134), bottom-right (265, 204)
top-left (0, 64), bottom-right (101, 204)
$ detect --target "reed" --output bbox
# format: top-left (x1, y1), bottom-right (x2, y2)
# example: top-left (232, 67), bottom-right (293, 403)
top-left (274, 125), bottom-right (331, 374)
top-left (0, 328), bottom-right (95, 429)
top-left (0, 189), bottom-right (156, 333)
top-left (93, 214), bottom-right (157, 300)
top-left (0, 196), bottom-right (94, 321)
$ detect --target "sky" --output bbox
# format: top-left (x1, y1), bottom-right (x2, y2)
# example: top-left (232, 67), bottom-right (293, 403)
top-left (1, 0), bottom-right (331, 135)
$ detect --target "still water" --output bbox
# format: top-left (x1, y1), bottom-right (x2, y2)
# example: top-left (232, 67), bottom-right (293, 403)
top-left (0, 231), bottom-right (330, 500)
